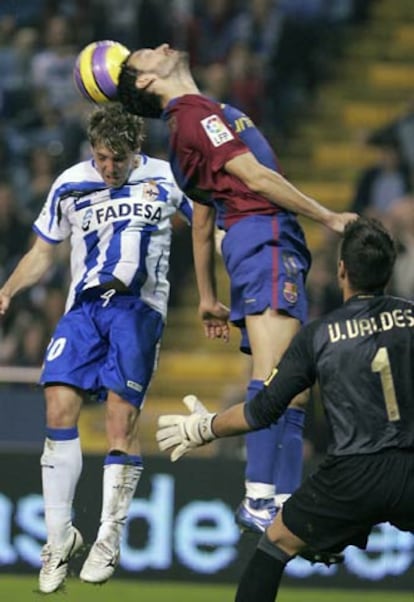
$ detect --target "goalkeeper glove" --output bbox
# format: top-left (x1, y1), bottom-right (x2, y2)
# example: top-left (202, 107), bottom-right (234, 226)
top-left (156, 395), bottom-right (217, 461)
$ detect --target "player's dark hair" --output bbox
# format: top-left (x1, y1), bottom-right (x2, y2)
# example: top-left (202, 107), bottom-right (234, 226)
top-left (87, 102), bottom-right (145, 154)
top-left (118, 61), bottom-right (163, 118)
top-left (340, 217), bottom-right (396, 292)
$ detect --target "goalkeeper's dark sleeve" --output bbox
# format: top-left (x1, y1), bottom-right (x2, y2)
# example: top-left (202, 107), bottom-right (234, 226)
top-left (244, 323), bottom-right (317, 429)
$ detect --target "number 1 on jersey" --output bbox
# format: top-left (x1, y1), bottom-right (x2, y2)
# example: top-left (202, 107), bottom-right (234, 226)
top-left (371, 347), bottom-right (401, 422)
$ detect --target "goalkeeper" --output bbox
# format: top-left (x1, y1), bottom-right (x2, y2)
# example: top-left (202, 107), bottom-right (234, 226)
top-left (157, 217), bottom-right (414, 602)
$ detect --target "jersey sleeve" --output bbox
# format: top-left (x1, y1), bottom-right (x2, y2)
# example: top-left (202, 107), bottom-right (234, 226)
top-left (176, 194), bottom-right (193, 224)
top-left (32, 175), bottom-right (71, 243)
top-left (177, 104), bottom-right (249, 174)
top-left (244, 322), bottom-right (318, 429)
top-left (172, 182), bottom-right (193, 225)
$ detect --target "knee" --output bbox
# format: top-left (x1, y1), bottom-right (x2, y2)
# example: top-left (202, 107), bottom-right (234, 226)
top-left (45, 397), bottom-right (80, 428)
top-left (106, 399), bottom-right (140, 440)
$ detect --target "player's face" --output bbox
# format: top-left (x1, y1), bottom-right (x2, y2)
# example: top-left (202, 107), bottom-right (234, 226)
top-left (92, 144), bottom-right (135, 188)
top-left (128, 44), bottom-right (188, 78)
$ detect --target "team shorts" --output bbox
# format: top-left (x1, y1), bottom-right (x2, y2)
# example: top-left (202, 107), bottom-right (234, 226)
top-left (282, 449), bottom-right (414, 553)
top-left (40, 288), bottom-right (164, 406)
top-left (221, 213), bottom-right (311, 354)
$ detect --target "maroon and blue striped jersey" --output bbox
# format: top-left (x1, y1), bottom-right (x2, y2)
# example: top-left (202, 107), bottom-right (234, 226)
top-left (162, 94), bottom-right (291, 231)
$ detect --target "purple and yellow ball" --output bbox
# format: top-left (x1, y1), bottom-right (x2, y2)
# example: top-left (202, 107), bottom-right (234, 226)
top-left (73, 40), bottom-right (130, 103)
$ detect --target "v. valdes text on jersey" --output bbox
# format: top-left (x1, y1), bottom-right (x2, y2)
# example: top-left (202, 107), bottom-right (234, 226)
top-left (328, 308), bottom-right (414, 343)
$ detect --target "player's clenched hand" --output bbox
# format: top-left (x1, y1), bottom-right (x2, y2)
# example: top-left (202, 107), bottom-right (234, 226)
top-left (156, 395), bottom-right (217, 462)
top-left (199, 301), bottom-right (230, 342)
top-left (325, 211), bottom-right (359, 234)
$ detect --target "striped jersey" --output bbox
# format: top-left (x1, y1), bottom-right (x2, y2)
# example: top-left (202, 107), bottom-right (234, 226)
top-left (33, 153), bottom-right (192, 319)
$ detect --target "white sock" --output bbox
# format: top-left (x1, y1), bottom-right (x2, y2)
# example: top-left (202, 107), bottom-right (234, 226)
top-left (41, 436), bottom-right (82, 546)
top-left (96, 461), bottom-right (143, 547)
top-left (274, 493), bottom-right (291, 508)
top-left (245, 481), bottom-right (275, 500)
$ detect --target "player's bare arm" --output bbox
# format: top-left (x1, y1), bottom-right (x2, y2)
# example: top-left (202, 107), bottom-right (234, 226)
top-left (0, 236), bottom-right (55, 315)
top-left (224, 152), bottom-right (357, 234)
top-left (192, 203), bottom-right (230, 341)
top-left (212, 401), bottom-right (251, 436)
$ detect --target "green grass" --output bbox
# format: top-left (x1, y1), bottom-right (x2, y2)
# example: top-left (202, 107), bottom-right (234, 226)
top-left (0, 577), bottom-right (412, 602)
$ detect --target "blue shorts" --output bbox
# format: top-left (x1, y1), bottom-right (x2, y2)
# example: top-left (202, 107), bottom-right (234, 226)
top-left (40, 288), bottom-right (164, 406)
top-left (221, 213), bottom-right (311, 354)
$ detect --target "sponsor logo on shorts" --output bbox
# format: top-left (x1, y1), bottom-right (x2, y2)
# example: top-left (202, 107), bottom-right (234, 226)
top-left (127, 380), bottom-right (143, 392)
top-left (282, 252), bottom-right (300, 277)
top-left (283, 281), bottom-right (298, 304)
top-left (200, 115), bottom-right (234, 147)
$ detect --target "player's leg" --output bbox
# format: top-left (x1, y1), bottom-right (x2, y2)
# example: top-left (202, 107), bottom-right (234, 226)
top-left (235, 511), bottom-right (304, 601)
top-left (80, 296), bottom-right (164, 584)
top-left (236, 451), bottom-right (358, 602)
top-left (272, 389), bottom-right (308, 507)
top-left (38, 304), bottom-right (107, 593)
top-left (221, 214), bottom-right (309, 532)
top-left (80, 392), bottom-right (143, 584)
top-left (236, 309), bottom-right (305, 532)
top-left (39, 384), bottom-right (85, 594)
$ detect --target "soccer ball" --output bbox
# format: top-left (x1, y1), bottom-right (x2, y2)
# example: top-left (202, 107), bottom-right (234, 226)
top-left (73, 40), bottom-right (130, 103)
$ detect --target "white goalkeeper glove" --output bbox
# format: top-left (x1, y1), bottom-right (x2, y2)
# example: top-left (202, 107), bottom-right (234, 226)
top-left (156, 394), bottom-right (217, 462)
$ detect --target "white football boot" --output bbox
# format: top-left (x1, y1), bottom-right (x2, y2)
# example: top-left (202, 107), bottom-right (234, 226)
top-left (39, 527), bottom-right (83, 593)
top-left (80, 540), bottom-right (120, 584)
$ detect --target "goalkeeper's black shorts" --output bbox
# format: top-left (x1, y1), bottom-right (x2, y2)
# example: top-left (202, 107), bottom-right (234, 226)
top-left (281, 448), bottom-right (414, 553)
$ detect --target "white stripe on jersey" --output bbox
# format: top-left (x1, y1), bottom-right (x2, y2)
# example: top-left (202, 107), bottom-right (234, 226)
top-left (33, 154), bottom-right (193, 319)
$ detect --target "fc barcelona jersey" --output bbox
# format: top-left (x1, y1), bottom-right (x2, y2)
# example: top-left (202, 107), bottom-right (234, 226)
top-left (162, 94), bottom-right (295, 231)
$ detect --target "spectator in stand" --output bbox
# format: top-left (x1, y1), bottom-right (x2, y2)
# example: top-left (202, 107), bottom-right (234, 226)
top-left (306, 245), bottom-right (342, 320)
top-left (385, 195), bottom-right (414, 300)
top-left (0, 181), bottom-right (31, 277)
top-left (0, 0), bottom-right (46, 28)
top-left (0, 19), bottom-right (38, 117)
top-left (15, 315), bottom-right (50, 367)
top-left (90, 0), bottom-right (175, 50)
top-left (233, 0), bottom-right (284, 67)
top-left (17, 147), bottom-right (59, 223)
top-left (186, 0), bottom-right (243, 70)
top-left (225, 41), bottom-right (266, 126)
top-left (370, 99), bottom-right (414, 179)
top-left (349, 133), bottom-right (412, 219)
top-left (30, 15), bottom-right (80, 117)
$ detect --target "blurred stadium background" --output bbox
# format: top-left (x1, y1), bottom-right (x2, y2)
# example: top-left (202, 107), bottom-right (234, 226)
top-left (0, 0), bottom-right (413, 599)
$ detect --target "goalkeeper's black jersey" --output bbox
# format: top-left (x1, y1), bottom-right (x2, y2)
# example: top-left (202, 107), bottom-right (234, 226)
top-left (245, 293), bottom-right (414, 456)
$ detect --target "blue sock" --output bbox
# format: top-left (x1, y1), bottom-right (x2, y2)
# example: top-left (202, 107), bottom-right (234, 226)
top-left (273, 408), bottom-right (305, 494)
top-left (104, 451), bottom-right (143, 467)
top-left (245, 380), bottom-right (281, 485)
top-left (46, 426), bottom-right (79, 441)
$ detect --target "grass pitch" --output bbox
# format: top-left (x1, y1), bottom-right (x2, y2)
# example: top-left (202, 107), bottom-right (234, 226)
top-left (0, 576), bottom-right (412, 602)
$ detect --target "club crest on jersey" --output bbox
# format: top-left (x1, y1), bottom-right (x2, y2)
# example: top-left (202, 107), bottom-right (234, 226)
top-left (283, 281), bottom-right (298, 304)
top-left (200, 114), bottom-right (234, 147)
top-left (143, 181), bottom-right (160, 201)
